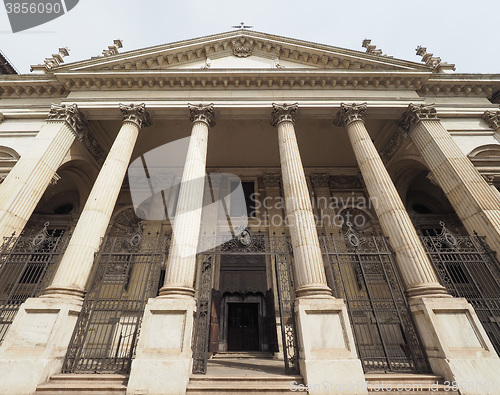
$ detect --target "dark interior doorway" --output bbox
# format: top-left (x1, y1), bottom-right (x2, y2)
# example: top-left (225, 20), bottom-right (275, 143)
top-left (227, 303), bottom-right (259, 351)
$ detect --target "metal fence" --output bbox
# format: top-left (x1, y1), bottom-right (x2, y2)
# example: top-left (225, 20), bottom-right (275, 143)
top-left (63, 229), bottom-right (169, 373)
top-left (0, 223), bottom-right (69, 344)
top-left (320, 224), bottom-right (429, 373)
top-left (421, 222), bottom-right (500, 355)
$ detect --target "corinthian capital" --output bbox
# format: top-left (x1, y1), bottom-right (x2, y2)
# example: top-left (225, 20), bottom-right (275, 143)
top-left (188, 103), bottom-right (215, 127)
top-left (120, 103), bottom-right (152, 129)
top-left (483, 110), bottom-right (500, 130)
top-left (271, 103), bottom-right (298, 126)
top-left (398, 103), bottom-right (439, 133)
top-left (334, 103), bottom-right (367, 127)
top-left (47, 103), bottom-right (87, 140)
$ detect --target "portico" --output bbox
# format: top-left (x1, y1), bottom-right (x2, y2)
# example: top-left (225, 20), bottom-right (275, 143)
top-left (1, 30), bottom-right (500, 394)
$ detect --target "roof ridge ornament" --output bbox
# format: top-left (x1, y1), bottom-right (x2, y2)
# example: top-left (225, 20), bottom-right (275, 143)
top-left (231, 22), bottom-right (253, 29)
top-left (416, 45), bottom-right (455, 73)
top-left (30, 47), bottom-right (70, 73)
top-left (101, 39), bottom-right (123, 57)
top-left (362, 39), bottom-right (389, 57)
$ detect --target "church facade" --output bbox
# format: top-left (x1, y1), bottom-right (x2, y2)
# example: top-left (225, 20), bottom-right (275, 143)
top-left (1, 31), bottom-right (500, 394)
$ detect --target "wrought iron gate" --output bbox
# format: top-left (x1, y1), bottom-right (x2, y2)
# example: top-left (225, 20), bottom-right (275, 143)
top-left (192, 230), bottom-right (299, 375)
top-left (0, 223), bottom-right (69, 344)
top-left (320, 224), bottom-right (429, 373)
top-left (63, 229), bottom-right (169, 373)
top-left (421, 222), bottom-right (500, 355)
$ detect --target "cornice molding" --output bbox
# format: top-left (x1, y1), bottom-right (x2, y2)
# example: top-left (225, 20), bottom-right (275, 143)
top-left (271, 103), bottom-right (298, 126)
top-left (188, 103), bottom-right (216, 127)
top-left (2, 70), bottom-right (500, 98)
top-left (119, 103), bottom-right (152, 129)
top-left (334, 103), bottom-right (367, 127)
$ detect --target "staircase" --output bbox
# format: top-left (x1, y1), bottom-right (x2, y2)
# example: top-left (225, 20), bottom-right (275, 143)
top-left (35, 373), bottom-right (127, 395)
top-left (187, 352), bottom-right (303, 394)
top-left (365, 373), bottom-right (460, 394)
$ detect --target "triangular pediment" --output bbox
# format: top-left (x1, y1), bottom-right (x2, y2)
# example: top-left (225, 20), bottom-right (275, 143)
top-left (51, 31), bottom-right (433, 73)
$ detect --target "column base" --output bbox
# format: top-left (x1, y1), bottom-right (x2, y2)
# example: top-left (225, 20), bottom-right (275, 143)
top-left (0, 296), bottom-right (82, 395)
top-left (410, 297), bottom-right (500, 395)
top-left (294, 297), bottom-right (368, 394)
top-left (159, 285), bottom-right (195, 298)
top-left (127, 297), bottom-right (196, 395)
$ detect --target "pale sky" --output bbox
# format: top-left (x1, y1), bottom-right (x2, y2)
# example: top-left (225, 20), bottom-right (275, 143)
top-left (0, 0), bottom-right (499, 74)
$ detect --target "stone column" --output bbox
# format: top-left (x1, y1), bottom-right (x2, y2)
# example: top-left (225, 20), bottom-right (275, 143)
top-left (334, 103), bottom-right (447, 299)
top-left (127, 104), bottom-right (215, 395)
top-left (335, 103), bottom-right (500, 395)
top-left (0, 104), bottom-right (86, 241)
top-left (44, 103), bottom-right (151, 299)
top-left (0, 103), bottom-right (151, 395)
top-left (401, 104), bottom-right (500, 256)
top-left (271, 103), bottom-right (332, 299)
top-left (159, 103), bottom-right (215, 298)
top-left (271, 103), bottom-right (367, 395)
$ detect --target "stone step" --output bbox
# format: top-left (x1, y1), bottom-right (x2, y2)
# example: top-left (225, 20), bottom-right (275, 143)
top-left (365, 373), bottom-right (460, 394)
top-left (35, 374), bottom-right (128, 395)
top-left (187, 375), bottom-right (304, 394)
top-left (211, 352), bottom-right (274, 359)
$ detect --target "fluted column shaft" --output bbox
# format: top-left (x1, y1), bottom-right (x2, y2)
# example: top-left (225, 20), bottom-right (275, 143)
top-left (404, 105), bottom-right (500, 255)
top-left (160, 104), bottom-right (215, 298)
top-left (272, 103), bottom-right (331, 299)
top-left (335, 103), bottom-right (447, 299)
top-left (0, 104), bottom-right (85, 241)
top-left (44, 104), bottom-right (151, 299)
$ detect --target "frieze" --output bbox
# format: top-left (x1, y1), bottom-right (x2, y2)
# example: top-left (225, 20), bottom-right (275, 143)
top-left (310, 173), bottom-right (330, 188)
top-left (263, 173), bottom-right (281, 188)
top-left (329, 175), bottom-right (364, 189)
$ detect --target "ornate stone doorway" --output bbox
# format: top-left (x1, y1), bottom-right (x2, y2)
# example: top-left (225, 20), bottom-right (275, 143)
top-left (191, 231), bottom-right (299, 375)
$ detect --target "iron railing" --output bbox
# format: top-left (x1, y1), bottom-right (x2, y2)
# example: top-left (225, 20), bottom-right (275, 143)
top-left (421, 222), bottom-right (500, 355)
top-left (63, 229), bottom-right (168, 373)
top-left (0, 223), bottom-right (69, 344)
top-left (320, 224), bottom-right (429, 373)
